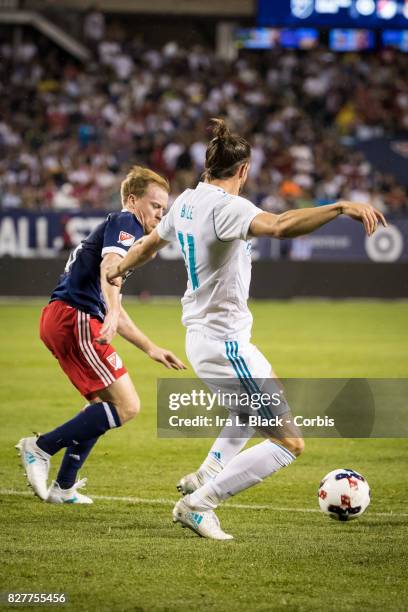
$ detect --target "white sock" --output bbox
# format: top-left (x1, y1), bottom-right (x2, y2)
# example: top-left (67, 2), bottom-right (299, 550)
top-left (197, 422), bottom-right (255, 481)
top-left (189, 440), bottom-right (296, 511)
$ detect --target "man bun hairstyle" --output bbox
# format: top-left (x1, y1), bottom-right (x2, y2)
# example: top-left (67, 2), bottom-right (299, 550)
top-left (205, 118), bottom-right (251, 181)
top-left (121, 165), bottom-right (170, 204)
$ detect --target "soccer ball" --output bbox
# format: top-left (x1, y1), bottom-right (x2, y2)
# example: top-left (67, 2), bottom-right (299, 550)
top-left (318, 468), bottom-right (370, 521)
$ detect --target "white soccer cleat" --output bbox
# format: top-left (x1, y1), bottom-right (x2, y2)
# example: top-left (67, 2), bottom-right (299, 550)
top-left (172, 498), bottom-right (233, 540)
top-left (15, 437), bottom-right (50, 500)
top-left (46, 478), bottom-right (93, 504)
top-left (176, 471), bottom-right (205, 495)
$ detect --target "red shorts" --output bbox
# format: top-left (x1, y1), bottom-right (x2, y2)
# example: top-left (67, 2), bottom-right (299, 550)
top-left (40, 300), bottom-right (127, 400)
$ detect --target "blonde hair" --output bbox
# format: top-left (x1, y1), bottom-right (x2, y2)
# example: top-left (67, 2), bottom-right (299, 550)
top-left (120, 166), bottom-right (170, 204)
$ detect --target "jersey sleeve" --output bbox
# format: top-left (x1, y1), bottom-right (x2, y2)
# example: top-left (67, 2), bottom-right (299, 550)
top-left (156, 204), bottom-right (176, 242)
top-left (102, 213), bottom-right (144, 258)
top-left (213, 196), bottom-right (262, 241)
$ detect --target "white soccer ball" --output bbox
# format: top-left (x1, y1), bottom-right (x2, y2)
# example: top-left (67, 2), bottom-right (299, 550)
top-left (318, 468), bottom-right (371, 521)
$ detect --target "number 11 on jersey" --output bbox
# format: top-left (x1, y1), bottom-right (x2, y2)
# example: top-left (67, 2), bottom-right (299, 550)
top-left (177, 232), bottom-right (199, 290)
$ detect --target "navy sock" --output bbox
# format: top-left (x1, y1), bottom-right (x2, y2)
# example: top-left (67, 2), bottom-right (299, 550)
top-left (36, 402), bottom-right (121, 456)
top-left (56, 436), bottom-right (99, 490)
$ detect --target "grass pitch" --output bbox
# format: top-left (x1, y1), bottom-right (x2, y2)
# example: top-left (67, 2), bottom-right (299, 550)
top-left (1, 300), bottom-right (407, 611)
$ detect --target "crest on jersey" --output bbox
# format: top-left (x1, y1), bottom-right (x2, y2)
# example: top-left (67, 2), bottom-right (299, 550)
top-left (107, 352), bottom-right (123, 371)
top-left (118, 231), bottom-right (135, 247)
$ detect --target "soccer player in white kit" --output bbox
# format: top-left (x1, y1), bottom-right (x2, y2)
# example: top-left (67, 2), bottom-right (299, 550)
top-left (107, 119), bottom-right (386, 540)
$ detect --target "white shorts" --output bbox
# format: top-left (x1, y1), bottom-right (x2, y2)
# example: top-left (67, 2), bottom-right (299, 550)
top-left (185, 329), bottom-right (289, 420)
top-left (186, 329), bottom-right (272, 380)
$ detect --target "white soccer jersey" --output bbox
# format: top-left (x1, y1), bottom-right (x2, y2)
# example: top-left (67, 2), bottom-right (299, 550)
top-left (157, 181), bottom-right (262, 341)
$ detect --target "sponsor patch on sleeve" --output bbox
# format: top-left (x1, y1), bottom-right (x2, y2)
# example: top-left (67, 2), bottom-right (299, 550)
top-left (118, 231), bottom-right (135, 247)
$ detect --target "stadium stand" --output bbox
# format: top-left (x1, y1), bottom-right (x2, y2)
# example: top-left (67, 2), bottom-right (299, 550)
top-left (0, 16), bottom-right (407, 215)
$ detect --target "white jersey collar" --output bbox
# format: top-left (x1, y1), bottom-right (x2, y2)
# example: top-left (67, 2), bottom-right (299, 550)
top-left (198, 181), bottom-right (227, 195)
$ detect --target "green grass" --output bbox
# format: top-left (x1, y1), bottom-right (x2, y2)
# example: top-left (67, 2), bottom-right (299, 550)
top-left (1, 300), bottom-right (407, 611)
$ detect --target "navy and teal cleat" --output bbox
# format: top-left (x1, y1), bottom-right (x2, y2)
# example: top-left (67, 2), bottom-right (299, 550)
top-left (46, 478), bottom-right (93, 504)
top-left (15, 436), bottom-right (50, 500)
top-left (172, 497), bottom-right (233, 540)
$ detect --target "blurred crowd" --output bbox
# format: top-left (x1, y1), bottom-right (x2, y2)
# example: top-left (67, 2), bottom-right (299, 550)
top-left (0, 15), bottom-right (407, 215)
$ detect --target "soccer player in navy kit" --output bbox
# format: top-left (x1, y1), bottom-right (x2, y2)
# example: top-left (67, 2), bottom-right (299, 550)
top-left (16, 166), bottom-right (186, 504)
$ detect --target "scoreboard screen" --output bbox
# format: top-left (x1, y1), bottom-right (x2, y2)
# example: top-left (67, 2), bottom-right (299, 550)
top-left (258, 1), bottom-right (408, 29)
top-left (329, 28), bottom-right (375, 49)
top-left (382, 28), bottom-right (408, 47)
top-left (236, 28), bottom-right (319, 49)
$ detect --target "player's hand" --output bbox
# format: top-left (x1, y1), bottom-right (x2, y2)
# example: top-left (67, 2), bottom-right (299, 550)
top-left (106, 265), bottom-right (122, 287)
top-left (340, 202), bottom-right (387, 236)
top-left (95, 311), bottom-right (119, 345)
top-left (147, 345), bottom-right (187, 370)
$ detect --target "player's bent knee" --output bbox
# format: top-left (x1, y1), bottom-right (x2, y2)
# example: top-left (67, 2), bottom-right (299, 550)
top-left (116, 398), bottom-right (140, 424)
top-left (98, 374), bottom-right (141, 424)
top-left (127, 399), bottom-right (140, 420)
top-left (295, 438), bottom-right (305, 456)
top-left (284, 437), bottom-right (305, 457)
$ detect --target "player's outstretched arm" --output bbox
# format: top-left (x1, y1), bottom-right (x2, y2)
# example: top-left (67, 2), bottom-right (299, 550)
top-left (96, 253), bottom-right (123, 345)
top-left (117, 307), bottom-right (187, 370)
top-left (106, 230), bottom-right (168, 286)
top-left (249, 201), bottom-right (387, 239)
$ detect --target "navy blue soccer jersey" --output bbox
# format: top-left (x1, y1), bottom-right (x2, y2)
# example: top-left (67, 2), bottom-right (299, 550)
top-left (51, 211), bottom-right (143, 320)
